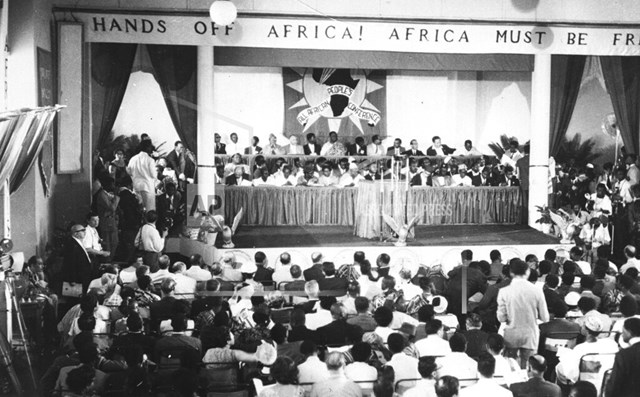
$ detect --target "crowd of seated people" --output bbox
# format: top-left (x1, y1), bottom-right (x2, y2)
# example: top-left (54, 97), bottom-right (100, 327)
top-left (33, 240), bottom-right (640, 397)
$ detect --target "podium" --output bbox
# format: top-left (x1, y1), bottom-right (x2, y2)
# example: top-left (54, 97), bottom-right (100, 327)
top-left (354, 181), bottom-right (409, 239)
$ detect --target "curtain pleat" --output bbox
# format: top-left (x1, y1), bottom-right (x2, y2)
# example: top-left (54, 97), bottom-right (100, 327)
top-left (91, 43), bottom-right (138, 153)
top-left (549, 55), bottom-right (586, 156)
top-left (600, 56), bottom-right (640, 154)
top-left (10, 109), bottom-right (59, 193)
top-left (147, 45), bottom-right (198, 153)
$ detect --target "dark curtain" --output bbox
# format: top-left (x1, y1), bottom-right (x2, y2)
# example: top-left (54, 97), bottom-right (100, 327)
top-left (10, 109), bottom-right (59, 193)
top-left (549, 55), bottom-right (586, 156)
top-left (600, 56), bottom-right (640, 155)
top-left (146, 45), bottom-right (198, 153)
top-left (91, 43), bottom-right (138, 153)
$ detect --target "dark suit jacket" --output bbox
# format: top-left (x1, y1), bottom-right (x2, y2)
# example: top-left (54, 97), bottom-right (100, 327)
top-left (254, 267), bottom-right (274, 285)
top-left (410, 173), bottom-right (431, 187)
top-left (492, 174), bottom-right (520, 187)
top-left (288, 325), bottom-right (316, 343)
top-left (426, 145), bottom-right (456, 156)
top-left (214, 143), bottom-right (226, 154)
top-left (543, 287), bottom-right (567, 316)
top-left (318, 276), bottom-right (348, 295)
top-left (303, 143), bottom-right (321, 155)
top-left (445, 266), bottom-right (487, 316)
top-left (347, 143), bottom-right (367, 156)
top-left (316, 320), bottom-right (364, 346)
top-left (510, 377), bottom-right (562, 397)
top-left (244, 145), bottom-right (262, 155)
top-left (225, 173), bottom-right (252, 186)
top-left (463, 329), bottom-right (489, 359)
top-left (402, 149), bottom-right (425, 157)
top-left (156, 192), bottom-right (183, 232)
top-left (149, 296), bottom-right (188, 332)
top-left (165, 150), bottom-right (195, 179)
top-left (62, 237), bottom-right (92, 289)
top-left (472, 174), bottom-right (492, 187)
top-left (386, 146), bottom-right (406, 156)
top-left (607, 342), bottom-right (640, 397)
top-left (304, 264), bottom-right (325, 282)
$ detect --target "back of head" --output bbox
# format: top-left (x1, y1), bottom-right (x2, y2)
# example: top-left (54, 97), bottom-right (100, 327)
top-left (466, 313), bottom-right (482, 329)
top-left (171, 313), bottom-right (188, 332)
top-left (351, 342), bottom-right (372, 362)
top-left (78, 342), bottom-right (99, 365)
top-left (325, 351), bottom-right (345, 371)
top-left (158, 255), bottom-right (170, 270)
top-left (280, 252), bottom-right (291, 265)
top-left (355, 296), bottom-right (369, 313)
top-left (330, 303), bottom-right (345, 320)
top-left (373, 306), bottom-right (393, 327)
top-left (486, 333), bottom-right (504, 354)
top-left (290, 264), bottom-right (302, 279)
top-left (170, 261), bottom-right (186, 274)
top-left (510, 259), bottom-right (528, 276)
top-left (270, 323), bottom-right (287, 344)
top-left (489, 250), bottom-right (501, 262)
top-left (418, 356), bottom-right (438, 379)
top-left (528, 354), bottom-right (547, 374)
top-left (435, 376), bottom-right (459, 397)
top-left (145, 210), bottom-right (158, 224)
top-left (619, 295), bottom-right (638, 317)
top-left (425, 319), bottom-right (442, 335)
top-left (477, 352), bottom-right (496, 378)
top-left (580, 275), bottom-right (596, 291)
top-left (322, 261), bottom-right (336, 276)
top-left (387, 333), bottom-right (405, 354)
top-left (67, 365), bottom-right (96, 395)
top-left (354, 251), bottom-right (365, 263)
top-left (319, 296), bottom-right (337, 311)
top-left (80, 293), bottom-right (98, 313)
top-left (545, 274), bottom-right (560, 289)
top-left (578, 297), bottom-right (596, 313)
top-left (624, 317), bottom-right (640, 338)
top-left (254, 251), bottom-right (266, 265)
top-left (160, 278), bottom-right (176, 295)
top-left (418, 304), bottom-right (435, 323)
top-left (545, 249), bottom-right (557, 261)
top-left (539, 260), bottom-right (552, 275)
top-left (77, 313), bottom-right (96, 332)
top-left (570, 381), bottom-right (597, 397)
top-left (449, 332), bottom-right (467, 353)
top-left (461, 249), bottom-right (473, 261)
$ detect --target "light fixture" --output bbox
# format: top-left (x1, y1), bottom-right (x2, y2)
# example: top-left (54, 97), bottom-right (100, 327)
top-left (209, 0), bottom-right (237, 26)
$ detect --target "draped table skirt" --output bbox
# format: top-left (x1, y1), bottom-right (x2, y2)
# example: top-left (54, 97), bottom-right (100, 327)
top-left (225, 184), bottom-right (522, 234)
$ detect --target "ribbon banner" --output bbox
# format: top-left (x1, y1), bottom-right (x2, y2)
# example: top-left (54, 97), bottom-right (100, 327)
top-left (297, 84), bottom-right (381, 126)
top-left (67, 11), bottom-right (640, 56)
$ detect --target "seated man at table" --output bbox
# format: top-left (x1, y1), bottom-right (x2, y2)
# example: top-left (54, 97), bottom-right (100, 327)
top-left (403, 139), bottom-right (425, 157)
top-left (252, 167), bottom-right (274, 186)
top-left (493, 165), bottom-right (520, 187)
top-left (451, 164), bottom-right (473, 187)
top-left (273, 165), bottom-right (298, 186)
top-left (333, 158), bottom-right (350, 178)
top-left (364, 162), bottom-right (383, 181)
top-left (387, 138), bottom-right (406, 157)
top-left (298, 164), bottom-right (321, 186)
top-left (426, 136), bottom-right (456, 156)
top-left (318, 165), bottom-right (339, 186)
top-left (226, 165), bottom-right (252, 186)
top-left (339, 163), bottom-right (363, 187)
top-left (347, 136), bottom-right (367, 156)
top-left (473, 166), bottom-right (493, 186)
top-left (320, 131), bottom-right (346, 156)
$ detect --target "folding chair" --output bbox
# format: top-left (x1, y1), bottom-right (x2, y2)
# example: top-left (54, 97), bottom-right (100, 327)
top-left (599, 368), bottom-right (613, 397)
top-left (578, 352), bottom-right (616, 396)
top-left (394, 378), bottom-right (421, 395)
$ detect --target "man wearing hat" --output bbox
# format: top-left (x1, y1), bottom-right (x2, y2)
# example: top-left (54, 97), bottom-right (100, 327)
top-left (451, 164), bottom-right (473, 187)
top-left (556, 316), bottom-right (618, 387)
top-left (339, 162), bottom-right (363, 187)
top-left (510, 355), bottom-right (561, 397)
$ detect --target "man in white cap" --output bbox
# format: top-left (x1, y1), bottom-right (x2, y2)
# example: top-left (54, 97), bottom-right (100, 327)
top-left (432, 296), bottom-right (459, 331)
top-left (556, 316), bottom-right (618, 387)
top-left (339, 162), bottom-right (363, 187)
top-left (451, 164), bottom-right (473, 187)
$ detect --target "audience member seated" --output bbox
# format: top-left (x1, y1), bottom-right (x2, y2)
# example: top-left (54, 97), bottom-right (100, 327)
top-left (306, 296), bottom-right (336, 331)
top-left (309, 351), bottom-right (360, 397)
top-left (259, 356), bottom-right (305, 397)
top-left (510, 354), bottom-right (561, 397)
top-left (200, 321), bottom-right (258, 369)
top-left (459, 352), bottom-right (513, 397)
top-left (154, 314), bottom-right (202, 365)
top-left (415, 319), bottom-right (451, 358)
top-left (435, 376), bottom-right (459, 397)
top-left (463, 313), bottom-right (488, 359)
top-left (54, 343), bottom-right (108, 395)
top-left (316, 303), bottom-right (363, 346)
top-left (347, 296), bottom-right (377, 332)
top-left (426, 136), bottom-right (456, 156)
top-left (435, 333), bottom-right (478, 381)
top-left (344, 342), bottom-right (378, 388)
top-left (486, 333), bottom-right (525, 386)
top-left (298, 340), bottom-right (330, 386)
top-left (318, 262), bottom-right (348, 295)
top-left (402, 356), bottom-right (438, 397)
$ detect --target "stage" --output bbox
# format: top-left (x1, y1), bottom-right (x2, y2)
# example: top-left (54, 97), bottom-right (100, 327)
top-left (232, 224), bottom-right (559, 248)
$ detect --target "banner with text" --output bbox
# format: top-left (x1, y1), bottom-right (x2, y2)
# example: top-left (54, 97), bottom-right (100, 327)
top-left (70, 11), bottom-right (640, 56)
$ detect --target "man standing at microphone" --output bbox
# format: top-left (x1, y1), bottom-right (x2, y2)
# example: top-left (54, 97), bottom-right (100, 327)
top-left (165, 141), bottom-right (196, 191)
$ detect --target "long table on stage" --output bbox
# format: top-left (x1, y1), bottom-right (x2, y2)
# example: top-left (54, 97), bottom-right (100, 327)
top-left (225, 183), bottom-right (522, 235)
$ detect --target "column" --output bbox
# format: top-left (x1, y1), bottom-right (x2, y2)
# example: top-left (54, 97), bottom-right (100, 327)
top-left (197, 46), bottom-right (216, 211)
top-left (529, 54), bottom-right (551, 228)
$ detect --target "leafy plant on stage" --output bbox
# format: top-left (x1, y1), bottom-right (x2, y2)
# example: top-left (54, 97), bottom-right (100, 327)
top-left (488, 134), bottom-right (530, 158)
top-left (100, 132), bottom-right (168, 162)
top-left (535, 205), bottom-right (555, 235)
top-left (555, 133), bottom-right (600, 166)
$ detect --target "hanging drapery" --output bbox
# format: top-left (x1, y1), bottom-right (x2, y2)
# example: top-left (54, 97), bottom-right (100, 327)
top-left (600, 56), bottom-right (640, 155)
top-left (549, 55), bottom-right (586, 156)
top-left (146, 45), bottom-right (198, 153)
top-left (10, 108), bottom-right (61, 193)
top-left (91, 43), bottom-right (138, 153)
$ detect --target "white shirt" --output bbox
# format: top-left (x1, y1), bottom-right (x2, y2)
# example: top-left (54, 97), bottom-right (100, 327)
top-left (150, 269), bottom-right (173, 284)
top-left (357, 276), bottom-right (383, 300)
top-left (415, 334), bottom-right (452, 357)
top-left (298, 356), bottom-right (330, 385)
top-left (616, 179), bottom-right (633, 204)
top-left (451, 174), bottom-right (473, 187)
top-left (172, 273), bottom-right (197, 298)
top-left (344, 362), bottom-right (378, 387)
top-left (127, 151), bottom-right (157, 193)
top-left (306, 143), bottom-right (317, 155)
top-left (135, 223), bottom-right (165, 253)
top-left (119, 267), bottom-right (138, 284)
top-left (367, 143), bottom-right (384, 155)
top-left (272, 266), bottom-right (293, 285)
top-left (252, 177), bottom-right (273, 187)
top-left (387, 353), bottom-right (420, 383)
top-left (185, 266), bottom-right (212, 282)
top-left (436, 352), bottom-right (478, 380)
top-left (403, 379), bottom-right (437, 397)
top-left (83, 225), bottom-right (102, 251)
top-left (306, 309), bottom-right (333, 330)
top-left (339, 172), bottom-right (363, 187)
top-left (227, 142), bottom-right (241, 156)
top-left (620, 258), bottom-right (640, 275)
top-left (576, 260), bottom-right (592, 275)
top-left (374, 326), bottom-right (394, 341)
top-left (556, 338), bottom-right (619, 384)
top-left (459, 378), bottom-right (513, 397)
top-left (399, 281), bottom-right (422, 301)
top-left (273, 174), bottom-right (298, 186)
